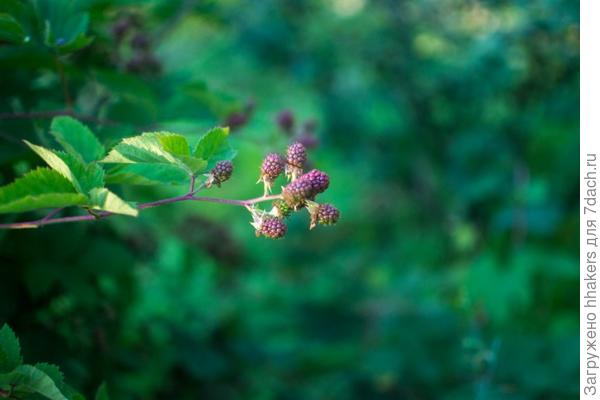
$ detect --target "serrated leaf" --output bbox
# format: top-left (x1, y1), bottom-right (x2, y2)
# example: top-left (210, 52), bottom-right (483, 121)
top-left (102, 133), bottom-right (198, 184)
top-left (56, 152), bottom-right (104, 194)
top-left (0, 324), bottom-right (22, 373)
top-left (193, 127), bottom-right (230, 161)
top-left (0, 13), bottom-right (26, 43)
top-left (24, 141), bottom-right (82, 192)
top-left (105, 163), bottom-right (190, 186)
top-left (0, 168), bottom-right (87, 214)
top-left (50, 117), bottom-right (105, 163)
top-left (102, 135), bottom-right (181, 165)
top-left (95, 383), bottom-right (110, 400)
top-left (34, 363), bottom-right (64, 389)
top-left (88, 188), bottom-right (137, 217)
top-left (0, 365), bottom-right (68, 400)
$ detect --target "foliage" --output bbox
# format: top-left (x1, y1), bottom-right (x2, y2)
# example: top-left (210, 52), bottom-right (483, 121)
top-left (0, 0), bottom-right (578, 399)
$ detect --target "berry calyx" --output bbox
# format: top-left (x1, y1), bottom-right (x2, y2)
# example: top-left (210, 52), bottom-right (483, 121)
top-left (205, 160), bottom-right (233, 188)
top-left (258, 152), bottom-right (285, 194)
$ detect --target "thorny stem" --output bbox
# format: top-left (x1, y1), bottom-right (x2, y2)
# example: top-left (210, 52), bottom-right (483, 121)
top-left (0, 193), bottom-right (282, 230)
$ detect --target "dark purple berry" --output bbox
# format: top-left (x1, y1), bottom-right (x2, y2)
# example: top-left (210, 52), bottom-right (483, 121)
top-left (276, 110), bottom-right (294, 133)
top-left (303, 169), bottom-right (329, 194)
top-left (210, 160), bottom-right (233, 186)
top-left (260, 153), bottom-right (285, 182)
top-left (317, 204), bottom-right (340, 226)
top-left (257, 216), bottom-right (287, 239)
top-left (282, 177), bottom-right (314, 208)
top-left (286, 142), bottom-right (307, 169)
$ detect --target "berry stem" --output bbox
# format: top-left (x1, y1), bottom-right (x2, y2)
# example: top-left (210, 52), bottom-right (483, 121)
top-left (0, 193), bottom-right (282, 230)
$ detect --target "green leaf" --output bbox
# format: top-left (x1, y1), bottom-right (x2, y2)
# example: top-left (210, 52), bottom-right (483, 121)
top-left (102, 134), bottom-right (181, 165)
top-left (24, 141), bottom-right (82, 192)
top-left (95, 383), bottom-right (110, 400)
top-left (88, 188), bottom-right (138, 217)
top-left (156, 133), bottom-right (190, 158)
top-left (105, 163), bottom-right (190, 186)
top-left (35, 0), bottom-right (92, 54)
top-left (0, 365), bottom-right (68, 400)
top-left (56, 152), bottom-right (105, 194)
top-left (193, 127), bottom-right (230, 161)
top-left (0, 324), bottom-right (22, 373)
top-left (50, 117), bottom-right (105, 163)
top-left (0, 168), bottom-right (87, 214)
top-left (0, 13), bottom-right (26, 43)
top-left (34, 363), bottom-right (64, 389)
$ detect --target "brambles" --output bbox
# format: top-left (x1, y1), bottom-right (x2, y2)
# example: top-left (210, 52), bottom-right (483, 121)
top-left (0, 117), bottom-right (338, 238)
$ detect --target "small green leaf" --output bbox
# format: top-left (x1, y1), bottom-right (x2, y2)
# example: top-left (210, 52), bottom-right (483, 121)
top-left (0, 324), bottom-right (22, 373)
top-left (0, 13), bottom-right (26, 43)
top-left (95, 383), bottom-right (110, 400)
top-left (0, 168), bottom-right (87, 214)
top-left (50, 117), bottom-right (105, 163)
top-left (34, 363), bottom-right (64, 389)
top-left (193, 127), bottom-right (230, 162)
top-left (88, 188), bottom-right (138, 217)
top-left (24, 141), bottom-right (82, 192)
top-left (0, 365), bottom-right (68, 400)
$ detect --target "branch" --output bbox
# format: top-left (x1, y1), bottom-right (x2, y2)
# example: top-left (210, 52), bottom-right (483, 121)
top-left (0, 193), bottom-right (282, 230)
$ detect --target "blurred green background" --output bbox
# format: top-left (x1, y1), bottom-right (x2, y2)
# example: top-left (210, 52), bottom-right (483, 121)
top-left (0, 0), bottom-right (579, 399)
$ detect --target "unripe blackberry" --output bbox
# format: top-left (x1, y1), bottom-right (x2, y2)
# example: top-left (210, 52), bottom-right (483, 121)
top-left (286, 142), bottom-right (306, 168)
top-left (272, 199), bottom-right (292, 218)
top-left (276, 110), bottom-right (294, 134)
top-left (317, 204), bottom-right (340, 226)
top-left (282, 176), bottom-right (314, 208)
top-left (303, 169), bottom-right (329, 194)
top-left (307, 201), bottom-right (340, 229)
top-left (257, 216), bottom-right (287, 239)
top-left (206, 160), bottom-right (233, 188)
top-left (285, 142), bottom-right (307, 181)
top-left (258, 152), bottom-right (285, 194)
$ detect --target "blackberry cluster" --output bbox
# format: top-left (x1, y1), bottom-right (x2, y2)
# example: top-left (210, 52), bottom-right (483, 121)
top-left (111, 13), bottom-right (161, 75)
top-left (250, 143), bottom-right (338, 238)
top-left (206, 160), bottom-right (233, 188)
